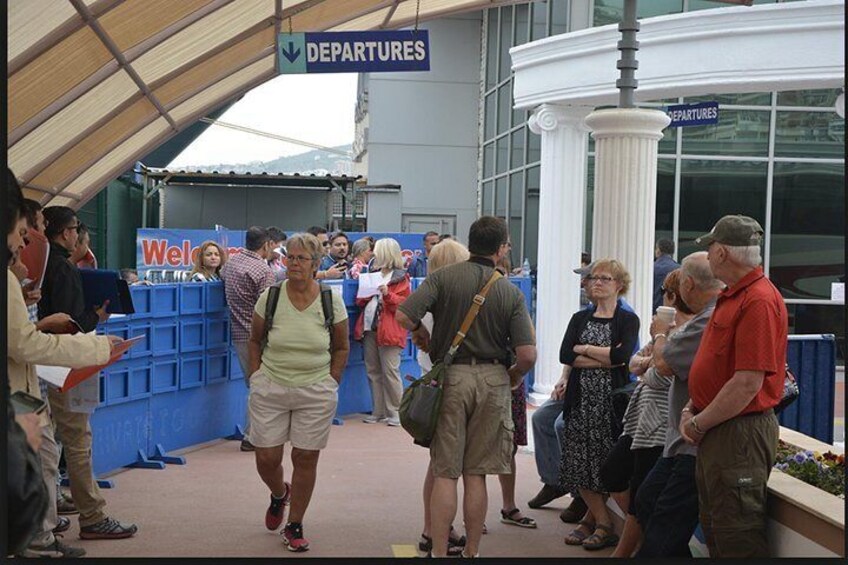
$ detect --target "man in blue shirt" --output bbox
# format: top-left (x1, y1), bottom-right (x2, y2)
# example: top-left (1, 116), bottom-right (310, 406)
top-left (653, 238), bottom-right (679, 313)
top-left (407, 231), bottom-right (440, 278)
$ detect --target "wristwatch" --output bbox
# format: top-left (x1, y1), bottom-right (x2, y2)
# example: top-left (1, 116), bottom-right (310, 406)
top-left (652, 333), bottom-right (667, 345)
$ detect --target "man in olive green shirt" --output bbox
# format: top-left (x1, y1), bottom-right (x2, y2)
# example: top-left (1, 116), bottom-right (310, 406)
top-left (398, 216), bottom-right (537, 558)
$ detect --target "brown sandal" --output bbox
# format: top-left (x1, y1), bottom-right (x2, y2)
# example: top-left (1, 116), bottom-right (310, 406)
top-left (564, 519), bottom-right (595, 545)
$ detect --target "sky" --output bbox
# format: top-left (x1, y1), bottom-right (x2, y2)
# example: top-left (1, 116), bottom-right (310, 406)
top-left (168, 73), bottom-right (358, 167)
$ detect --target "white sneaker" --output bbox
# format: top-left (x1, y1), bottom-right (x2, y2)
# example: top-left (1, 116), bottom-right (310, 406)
top-left (362, 415), bottom-right (387, 424)
top-left (386, 417), bottom-right (401, 427)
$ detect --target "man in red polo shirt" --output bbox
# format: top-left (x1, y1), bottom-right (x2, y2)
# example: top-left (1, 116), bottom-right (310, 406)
top-left (679, 215), bottom-right (787, 558)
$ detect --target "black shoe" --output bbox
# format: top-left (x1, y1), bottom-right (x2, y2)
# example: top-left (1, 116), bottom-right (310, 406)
top-left (52, 516), bottom-right (71, 534)
top-left (20, 535), bottom-right (86, 558)
top-left (527, 484), bottom-right (567, 509)
top-left (560, 496), bottom-right (589, 524)
top-left (240, 439), bottom-right (255, 452)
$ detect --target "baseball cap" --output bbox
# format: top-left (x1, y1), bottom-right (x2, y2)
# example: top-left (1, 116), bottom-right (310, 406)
top-left (695, 215), bottom-right (763, 247)
top-left (573, 261), bottom-right (594, 278)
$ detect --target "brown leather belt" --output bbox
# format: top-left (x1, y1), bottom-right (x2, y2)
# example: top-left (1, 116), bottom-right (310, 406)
top-left (451, 358), bottom-right (501, 366)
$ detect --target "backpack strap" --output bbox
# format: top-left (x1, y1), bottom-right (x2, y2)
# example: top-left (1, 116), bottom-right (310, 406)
top-left (319, 283), bottom-right (335, 350)
top-left (261, 282), bottom-right (282, 353)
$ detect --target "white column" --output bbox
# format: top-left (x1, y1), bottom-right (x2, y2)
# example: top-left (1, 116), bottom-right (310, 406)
top-left (527, 104), bottom-right (593, 406)
top-left (585, 108), bottom-right (671, 345)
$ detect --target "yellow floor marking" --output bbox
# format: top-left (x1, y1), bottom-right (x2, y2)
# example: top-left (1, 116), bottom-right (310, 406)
top-left (391, 544), bottom-right (420, 558)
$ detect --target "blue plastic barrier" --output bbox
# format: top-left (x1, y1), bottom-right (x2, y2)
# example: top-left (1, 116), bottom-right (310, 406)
top-left (781, 334), bottom-right (837, 444)
top-left (89, 277), bottom-right (536, 475)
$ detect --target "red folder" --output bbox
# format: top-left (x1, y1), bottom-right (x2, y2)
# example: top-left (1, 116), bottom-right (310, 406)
top-left (19, 228), bottom-right (49, 289)
top-left (60, 336), bottom-right (145, 392)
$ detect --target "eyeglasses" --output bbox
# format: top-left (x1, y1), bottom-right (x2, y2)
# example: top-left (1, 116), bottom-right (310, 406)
top-left (586, 275), bottom-right (615, 284)
top-left (287, 255), bottom-right (314, 264)
top-left (661, 286), bottom-right (674, 295)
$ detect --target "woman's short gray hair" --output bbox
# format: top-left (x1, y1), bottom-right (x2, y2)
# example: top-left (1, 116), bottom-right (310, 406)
top-left (724, 244), bottom-right (762, 268)
top-left (286, 233), bottom-right (323, 262)
top-left (351, 238), bottom-right (371, 259)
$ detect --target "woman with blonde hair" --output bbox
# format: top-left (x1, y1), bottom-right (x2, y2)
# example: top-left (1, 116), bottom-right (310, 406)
top-left (559, 258), bottom-right (640, 550)
top-left (354, 238), bottom-right (410, 427)
top-left (190, 241), bottom-right (227, 282)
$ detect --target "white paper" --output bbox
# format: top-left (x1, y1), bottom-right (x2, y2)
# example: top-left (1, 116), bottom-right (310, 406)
top-left (36, 365), bottom-right (71, 389)
top-left (831, 282), bottom-right (844, 303)
top-left (67, 376), bottom-right (99, 413)
top-left (356, 272), bottom-right (390, 299)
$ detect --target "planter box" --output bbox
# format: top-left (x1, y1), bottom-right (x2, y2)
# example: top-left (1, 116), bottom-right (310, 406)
top-left (766, 427), bottom-right (845, 558)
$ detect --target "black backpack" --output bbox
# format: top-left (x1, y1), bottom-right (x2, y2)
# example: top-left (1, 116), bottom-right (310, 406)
top-left (261, 282), bottom-right (334, 352)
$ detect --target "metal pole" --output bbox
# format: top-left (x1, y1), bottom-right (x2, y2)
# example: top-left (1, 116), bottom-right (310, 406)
top-left (617, 0), bottom-right (639, 108)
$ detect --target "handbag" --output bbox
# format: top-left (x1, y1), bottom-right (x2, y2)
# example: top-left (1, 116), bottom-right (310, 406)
top-left (775, 363), bottom-right (799, 414)
top-left (399, 270), bottom-right (503, 447)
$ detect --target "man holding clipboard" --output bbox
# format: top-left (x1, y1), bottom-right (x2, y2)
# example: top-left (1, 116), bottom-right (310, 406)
top-left (39, 206), bottom-right (139, 541)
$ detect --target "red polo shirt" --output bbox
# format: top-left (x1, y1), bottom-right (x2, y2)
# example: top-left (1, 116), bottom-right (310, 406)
top-left (689, 267), bottom-right (788, 414)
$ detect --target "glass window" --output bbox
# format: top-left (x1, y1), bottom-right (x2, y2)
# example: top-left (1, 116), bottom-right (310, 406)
top-left (682, 109), bottom-right (770, 156)
top-left (484, 92), bottom-right (495, 141)
top-left (689, 0), bottom-right (777, 11)
top-left (512, 105), bottom-right (526, 130)
top-left (496, 136), bottom-right (509, 175)
top-left (656, 158), bottom-right (675, 237)
top-left (531, 1), bottom-right (549, 41)
top-left (497, 83), bottom-right (511, 134)
top-left (594, 0), bottom-right (683, 27)
top-left (524, 166), bottom-right (541, 267)
top-left (774, 111), bottom-right (844, 159)
top-left (778, 88), bottom-right (841, 108)
top-left (770, 162), bottom-right (844, 300)
top-left (514, 3), bottom-right (529, 47)
top-left (509, 172), bottom-right (524, 262)
top-left (678, 160), bottom-right (768, 258)
top-left (481, 181), bottom-right (494, 215)
top-left (483, 142), bottom-right (494, 179)
top-left (510, 129), bottom-right (525, 169)
top-left (527, 127), bottom-right (541, 165)
top-left (659, 122), bottom-right (677, 154)
top-left (498, 7), bottom-right (513, 82)
top-left (786, 304), bottom-right (845, 363)
top-left (486, 10), bottom-right (498, 90)
top-left (550, 0), bottom-right (568, 36)
top-left (684, 92), bottom-right (772, 106)
top-left (496, 177), bottom-right (508, 218)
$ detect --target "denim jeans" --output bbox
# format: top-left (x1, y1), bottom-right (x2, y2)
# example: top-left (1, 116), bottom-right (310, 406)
top-left (531, 398), bottom-right (565, 487)
top-left (635, 455), bottom-right (699, 558)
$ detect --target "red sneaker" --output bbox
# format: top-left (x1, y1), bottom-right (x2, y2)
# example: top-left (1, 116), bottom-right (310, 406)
top-left (264, 482), bottom-right (291, 531)
top-left (281, 522), bottom-right (310, 552)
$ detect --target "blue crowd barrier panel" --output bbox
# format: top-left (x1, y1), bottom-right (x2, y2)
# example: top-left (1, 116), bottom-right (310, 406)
top-left (781, 334), bottom-right (837, 444)
top-left (229, 347), bottom-right (244, 381)
top-left (205, 282), bottom-right (226, 312)
top-left (151, 443), bottom-right (187, 465)
top-left (128, 360), bottom-right (152, 401)
top-left (91, 398), bottom-right (150, 476)
top-left (128, 320), bottom-right (152, 358)
top-left (152, 358), bottom-right (179, 393)
top-left (152, 319), bottom-right (179, 357)
top-left (152, 285), bottom-right (179, 317)
top-left (179, 283), bottom-right (205, 315)
top-left (179, 355), bottom-right (204, 389)
top-left (179, 317), bottom-right (205, 353)
top-left (206, 349), bottom-right (230, 385)
top-left (205, 314), bottom-right (230, 350)
top-left (129, 285), bottom-right (152, 318)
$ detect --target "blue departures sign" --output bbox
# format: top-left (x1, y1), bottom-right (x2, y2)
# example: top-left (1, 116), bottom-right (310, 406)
top-left (277, 30), bottom-right (430, 74)
top-left (665, 101), bottom-right (719, 128)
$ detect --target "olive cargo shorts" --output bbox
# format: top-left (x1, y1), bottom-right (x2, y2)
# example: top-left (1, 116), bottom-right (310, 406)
top-left (695, 409), bottom-right (778, 558)
top-left (429, 364), bottom-right (514, 479)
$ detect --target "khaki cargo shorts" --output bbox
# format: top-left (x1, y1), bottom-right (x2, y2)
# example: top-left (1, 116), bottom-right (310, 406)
top-left (248, 371), bottom-right (339, 451)
top-left (429, 364), bottom-right (514, 479)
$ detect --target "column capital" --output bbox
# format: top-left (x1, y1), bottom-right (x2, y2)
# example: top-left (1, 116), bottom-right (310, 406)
top-left (528, 104), bottom-right (593, 135)
top-left (585, 107), bottom-right (671, 140)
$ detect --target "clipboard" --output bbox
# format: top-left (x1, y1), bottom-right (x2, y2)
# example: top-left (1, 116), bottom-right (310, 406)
top-left (79, 269), bottom-right (135, 314)
top-left (38, 335), bottom-right (146, 392)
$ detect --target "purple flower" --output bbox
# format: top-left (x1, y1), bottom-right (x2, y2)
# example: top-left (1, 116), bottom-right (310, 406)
top-left (793, 453), bottom-right (806, 464)
top-left (805, 450), bottom-right (814, 457)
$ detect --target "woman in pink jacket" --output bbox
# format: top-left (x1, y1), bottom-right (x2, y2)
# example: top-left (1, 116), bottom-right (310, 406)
top-left (354, 238), bottom-right (410, 427)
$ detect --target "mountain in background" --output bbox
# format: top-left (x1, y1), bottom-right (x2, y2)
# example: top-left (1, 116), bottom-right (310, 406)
top-left (173, 144), bottom-right (353, 176)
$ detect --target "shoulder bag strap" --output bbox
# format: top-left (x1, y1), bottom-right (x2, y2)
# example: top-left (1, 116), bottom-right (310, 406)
top-left (261, 283), bottom-right (282, 353)
top-left (443, 270), bottom-right (503, 366)
top-left (318, 283), bottom-right (335, 349)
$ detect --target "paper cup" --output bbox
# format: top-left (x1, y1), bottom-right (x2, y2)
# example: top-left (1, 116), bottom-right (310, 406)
top-left (656, 306), bottom-right (676, 323)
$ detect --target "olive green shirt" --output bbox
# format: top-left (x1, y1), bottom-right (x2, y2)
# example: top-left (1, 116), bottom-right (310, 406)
top-left (398, 259), bottom-right (535, 365)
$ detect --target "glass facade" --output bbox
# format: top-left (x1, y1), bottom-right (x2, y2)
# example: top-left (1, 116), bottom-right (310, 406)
top-left (479, 0), bottom-right (845, 358)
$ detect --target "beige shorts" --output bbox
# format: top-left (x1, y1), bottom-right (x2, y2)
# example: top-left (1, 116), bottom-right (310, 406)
top-left (429, 364), bottom-right (514, 479)
top-left (248, 371), bottom-right (339, 451)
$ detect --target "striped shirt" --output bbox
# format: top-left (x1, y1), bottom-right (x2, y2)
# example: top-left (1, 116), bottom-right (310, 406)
top-left (621, 368), bottom-right (671, 449)
top-left (220, 249), bottom-right (274, 343)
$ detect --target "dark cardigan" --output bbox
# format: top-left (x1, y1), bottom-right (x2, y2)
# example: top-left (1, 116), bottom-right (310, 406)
top-left (559, 304), bottom-right (640, 421)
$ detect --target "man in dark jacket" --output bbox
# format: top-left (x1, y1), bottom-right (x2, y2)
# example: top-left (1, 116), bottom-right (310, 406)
top-left (653, 239), bottom-right (679, 313)
top-left (39, 206), bottom-right (138, 540)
